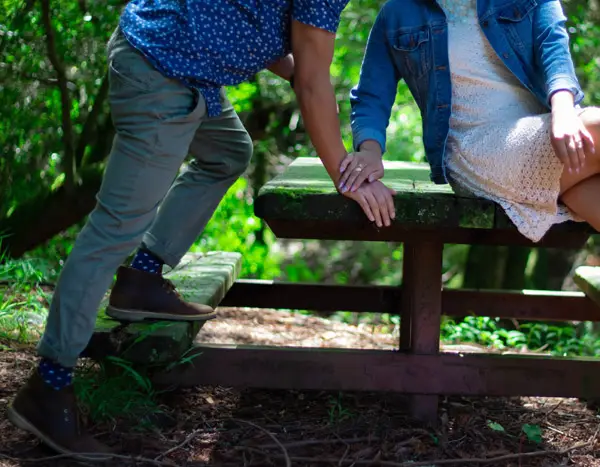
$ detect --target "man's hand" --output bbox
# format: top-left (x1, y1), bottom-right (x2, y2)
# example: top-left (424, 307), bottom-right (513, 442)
top-left (551, 90), bottom-right (595, 173)
top-left (339, 144), bottom-right (384, 193)
top-left (342, 180), bottom-right (396, 227)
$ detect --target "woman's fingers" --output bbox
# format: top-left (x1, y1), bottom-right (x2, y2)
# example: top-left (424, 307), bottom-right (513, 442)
top-left (339, 157), bottom-right (359, 192)
top-left (552, 135), bottom-right (571, 172)
top-left (368, 167), bottom-right (385, 183)
top-left (339, 154), bottom-right (353, 174)
top-left (581, 125), bottom-right (595, 157)
top-left (575, 135), bottom-right (586, 171)
top-left (342, 162), bottom-right (368, 192)
top-left (567, 134), bottom-right (582, 172)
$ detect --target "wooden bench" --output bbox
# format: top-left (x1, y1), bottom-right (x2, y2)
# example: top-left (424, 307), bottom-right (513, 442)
top-left (85, 251), bottom-right (242, 365)
top-left (150, 158), bottom-right (600, 423)
top-left (575, 266), bottom-right (600, 307)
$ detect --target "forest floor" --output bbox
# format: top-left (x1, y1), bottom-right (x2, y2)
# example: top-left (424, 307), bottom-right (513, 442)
top-left (0, 307), bottom-right (599, 467)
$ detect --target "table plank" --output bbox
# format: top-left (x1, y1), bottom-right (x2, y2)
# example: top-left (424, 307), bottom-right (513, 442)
top-left (255, 158), bottom-right (591, 240)
top-left (256, 157), bottom-right (495, 229)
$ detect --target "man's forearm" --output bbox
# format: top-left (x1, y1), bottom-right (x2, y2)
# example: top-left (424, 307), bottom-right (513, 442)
top-left (295, 78), bottom-right (347, 185)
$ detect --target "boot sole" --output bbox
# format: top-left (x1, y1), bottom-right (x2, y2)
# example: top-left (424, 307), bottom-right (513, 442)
top-left (105, 305), bottom-right (217, 323)
top-left (7, 405), bottom-right (112, 462)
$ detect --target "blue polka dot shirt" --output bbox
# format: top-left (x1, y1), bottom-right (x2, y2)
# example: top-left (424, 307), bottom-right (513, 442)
top-left (120, 0), bottom-right (349, 117)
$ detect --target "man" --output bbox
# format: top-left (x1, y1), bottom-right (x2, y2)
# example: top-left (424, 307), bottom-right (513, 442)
top-left (7, 0), bottom-right (395, 459)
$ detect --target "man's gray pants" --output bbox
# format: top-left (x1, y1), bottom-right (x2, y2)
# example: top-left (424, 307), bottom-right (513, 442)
top-left (37, 29), bottom-right (253, 367)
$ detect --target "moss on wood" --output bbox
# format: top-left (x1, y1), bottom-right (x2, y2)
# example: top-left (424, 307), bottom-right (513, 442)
top-left (255, 157), bottom-right (495, 229)
top-left (86, 251), bottom-right (242, 364)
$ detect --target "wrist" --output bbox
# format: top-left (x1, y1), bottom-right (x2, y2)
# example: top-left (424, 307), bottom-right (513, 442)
top-left (550, 90), bottom-right (575, 111)
top-left (358, 140), bottom-right (383, 157)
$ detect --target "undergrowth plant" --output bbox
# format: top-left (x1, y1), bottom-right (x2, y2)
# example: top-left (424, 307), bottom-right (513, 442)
top-left (75, 356), bottom-right (165, 431)
top-left (0, 247), bottom-right (51, 343)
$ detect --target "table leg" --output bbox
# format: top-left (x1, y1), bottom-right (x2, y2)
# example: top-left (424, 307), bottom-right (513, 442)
top-left (401, 238), bottom-right (444, 423)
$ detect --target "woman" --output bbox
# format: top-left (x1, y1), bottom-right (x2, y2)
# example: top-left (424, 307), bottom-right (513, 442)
top-left (7, 0), bottom-right (395, 459)
top-left (341, 0), bottom-right (600, 242)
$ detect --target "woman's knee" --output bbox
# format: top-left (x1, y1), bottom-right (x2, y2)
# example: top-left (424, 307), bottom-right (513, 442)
top-left (580, 107), bottom-right (600, 138)
top-left (579, 107), bottom-right (600, 168)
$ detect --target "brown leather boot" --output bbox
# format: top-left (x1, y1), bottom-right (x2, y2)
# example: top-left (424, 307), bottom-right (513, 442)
top-left (7, 371), bottom-right (113, 461)
top-left (106, 266), bottom-right (216, 322)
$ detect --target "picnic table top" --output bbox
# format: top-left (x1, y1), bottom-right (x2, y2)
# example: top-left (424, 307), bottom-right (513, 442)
top-left (254, 157), bottom-right (590, 244)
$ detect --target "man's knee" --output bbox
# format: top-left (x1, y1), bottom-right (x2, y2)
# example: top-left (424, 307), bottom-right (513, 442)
top-left (228, 131), bottom-right (254, 177)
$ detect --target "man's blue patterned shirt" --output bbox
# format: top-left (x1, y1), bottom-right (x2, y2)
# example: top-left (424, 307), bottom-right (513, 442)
top-left (120, 0), bottom-right (348, 116)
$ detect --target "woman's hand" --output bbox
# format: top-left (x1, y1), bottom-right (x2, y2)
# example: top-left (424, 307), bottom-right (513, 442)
top-left (551, 91), bottom-right (595, 173)
top-left (338, 140), bottom-right (384, 193)
top-left (342, 180), bottom-right (396, 228)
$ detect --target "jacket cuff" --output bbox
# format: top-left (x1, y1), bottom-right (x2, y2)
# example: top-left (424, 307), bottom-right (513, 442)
top-left (547, 75), bottom-right (584, 106)
top-left (352, 128), bottom-right (386, 154)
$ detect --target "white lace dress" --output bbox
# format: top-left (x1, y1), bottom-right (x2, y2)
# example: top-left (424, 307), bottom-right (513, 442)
top-left (439, 0), bottom-right (578, 242)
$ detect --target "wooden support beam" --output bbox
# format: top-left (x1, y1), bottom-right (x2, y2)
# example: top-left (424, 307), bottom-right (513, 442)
top-left (400, 239), bottom-right (443, 423)
top-left (151, 344), bottom-right (600, 399)
top-left (221, 280), bottom-right (598, 322)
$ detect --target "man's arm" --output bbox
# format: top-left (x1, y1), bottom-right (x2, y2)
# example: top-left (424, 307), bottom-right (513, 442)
top-left (291, 19), bottom-right (346, 185)
top-left (267, 54), bottom-right (295, 82)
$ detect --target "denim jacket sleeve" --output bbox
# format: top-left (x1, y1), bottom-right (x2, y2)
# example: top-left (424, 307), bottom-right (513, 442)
top-left (533, 0), bottom-right (584, 106)
top-left (350, 8), bottom-right (401, 153)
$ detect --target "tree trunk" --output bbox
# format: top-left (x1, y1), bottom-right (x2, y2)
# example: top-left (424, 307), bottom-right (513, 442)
top-left (463, 245), bottom-right (509, 289)
top-left (501, 247), bottom-right (532, 290)
top-left (531, 248), bottom-right (579, 290)
top-left (0, 164), bottom-right (105, 260)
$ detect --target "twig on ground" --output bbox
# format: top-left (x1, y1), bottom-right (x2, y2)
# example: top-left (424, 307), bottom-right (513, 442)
top-left (258, 436), bottom-right (379, 450)
top-left (231, 418), bottom-right (291, 467)
top-left (0, 452), bottom-right (180, 466)
top-left (258, 439), bottom-right (594, 467)
top-left (155, 428), bottom-right (204, 460)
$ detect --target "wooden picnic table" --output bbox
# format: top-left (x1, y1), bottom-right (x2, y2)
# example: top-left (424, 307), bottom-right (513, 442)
top-left (153, 157), bottom-right (600, 423)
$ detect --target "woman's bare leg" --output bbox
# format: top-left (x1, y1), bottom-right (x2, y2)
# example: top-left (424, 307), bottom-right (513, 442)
top-left (558, 107), bottom-right (600, 231)
top-left (561, 175), bottom-right (600, 230)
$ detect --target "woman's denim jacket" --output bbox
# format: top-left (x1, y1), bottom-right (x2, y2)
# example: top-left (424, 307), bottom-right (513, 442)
top-left (350, 0), bottom-right (584, 184)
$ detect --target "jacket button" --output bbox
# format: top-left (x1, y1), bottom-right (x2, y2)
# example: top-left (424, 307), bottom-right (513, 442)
top-left (482, 20), bottom-right (489, 27)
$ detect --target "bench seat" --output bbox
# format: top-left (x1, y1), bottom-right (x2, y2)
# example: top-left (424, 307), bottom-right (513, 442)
top-left (86, 251), bottom-right (242, 364)
top-left (574, 266), bottom-right (600, 307)
top-left (254, 157), bottom-right (591, 247)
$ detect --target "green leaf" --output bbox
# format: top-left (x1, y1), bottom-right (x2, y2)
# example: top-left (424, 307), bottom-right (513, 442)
top-left (522, 424), bottom-right (543, 444)
top-left (487, 420), bottom-right (505, 432)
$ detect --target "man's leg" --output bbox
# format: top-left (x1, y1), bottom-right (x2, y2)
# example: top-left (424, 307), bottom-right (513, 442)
top-left (136, 91), bottom-right (253, 269)
top-left (8, 29), bottom-right (205, 458)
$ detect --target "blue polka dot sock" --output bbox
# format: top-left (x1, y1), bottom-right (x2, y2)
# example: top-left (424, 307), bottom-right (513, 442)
top-left (130, 248), bottom-right (164, 275)
top-left (38, 358), bottom-right (73, 390)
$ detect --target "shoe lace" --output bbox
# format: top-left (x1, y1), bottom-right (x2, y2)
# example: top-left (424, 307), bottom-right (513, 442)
top-left (160, 277), bottom-right (180, 296)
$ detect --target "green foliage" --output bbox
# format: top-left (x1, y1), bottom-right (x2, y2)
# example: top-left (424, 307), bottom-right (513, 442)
top-left (441, 315), bottom-right (600, 357)
top-left (190, 177), bottom-right (282, 279)
top-left (0, 255), bottom-right (50, 342)
top-left (522, 423), bottom-right (543, 444)
top-left (75, 357), bottom-right (163, 429)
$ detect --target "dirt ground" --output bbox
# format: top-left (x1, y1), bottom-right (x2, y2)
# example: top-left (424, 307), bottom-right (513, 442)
top-left (0, 307), bottom-right (599, 467)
